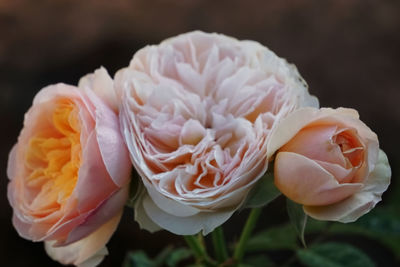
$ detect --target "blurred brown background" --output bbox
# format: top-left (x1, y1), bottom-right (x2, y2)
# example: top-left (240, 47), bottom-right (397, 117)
top-left (1, 0), bottom-right (399, 266)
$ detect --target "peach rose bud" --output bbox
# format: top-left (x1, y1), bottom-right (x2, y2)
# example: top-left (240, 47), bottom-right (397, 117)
top-left (7, 68), bottom-right (131, 266)
top-left (116, 31), bottom-right (318, 235)
top-left (268, 107), bottom-right (391, 222)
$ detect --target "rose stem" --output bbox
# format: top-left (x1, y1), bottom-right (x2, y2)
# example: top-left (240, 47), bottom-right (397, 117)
top-left (184, 235), bottom-right (215, 265)
top-left (233, 207), bottom-right (262, 263)
top-left (211, 226), bottom-right (229, 262)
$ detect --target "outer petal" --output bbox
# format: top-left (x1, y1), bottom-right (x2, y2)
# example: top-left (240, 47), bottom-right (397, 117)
top-left (134, 192), bottom-right (162, 233)
top-left (267, 107), bottom-right (360, 158)
top-left (75, 131), bottom-right (119, 213)
top-left (61, 185), bottom-right (129, 245)
top-left (304, 149), bottom-right (391, 222)
top-left (78, 67), bottom-right (118, 112)
top-left (141, 193), bottom-right (235, 235)
top-left (6, 145), bottom-right (17, 181)
top-left (83, 84), bottom-right (131, 188)
top-left (274, 152), bottom-right (362, 206)
top-left (45, 210), bottom-right (122, 267)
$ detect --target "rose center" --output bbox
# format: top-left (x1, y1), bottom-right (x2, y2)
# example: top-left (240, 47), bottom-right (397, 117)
top-left (25, 99), bottom-right (81, 216)
top-left (333, 128), bottom-right (364, 168)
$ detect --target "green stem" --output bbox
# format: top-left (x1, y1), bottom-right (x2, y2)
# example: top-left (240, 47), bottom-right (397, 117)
top-left (211, 226), bottom-right (229, 262)
top-left (184, 235), bottom-right (215, 266)
top-left (233, 207), bottom-right (262, 263)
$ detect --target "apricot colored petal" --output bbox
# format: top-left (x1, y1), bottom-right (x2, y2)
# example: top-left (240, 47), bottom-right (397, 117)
top-left (142, 193), bottom-right (234, 235)
top-left (304, 149), bottom-right (391, 222)
top-left (274, 152), bottom-right (362, 206)
top-left (32, 83), bottom-right (82, 106)
top-left (267, 107), bottom-right (360, 158)
top-left (280, 125), bottom-right (346, 166)
top-left (267, 108), bottom-right (320, 158)
top-left (316, 160), bottom-right (355, 184)
top-left (45, 210), bottom-right (122, 267)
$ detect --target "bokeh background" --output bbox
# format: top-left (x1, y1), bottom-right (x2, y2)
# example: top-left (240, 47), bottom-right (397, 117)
top-left (1, 1), bottom-right (399, 266)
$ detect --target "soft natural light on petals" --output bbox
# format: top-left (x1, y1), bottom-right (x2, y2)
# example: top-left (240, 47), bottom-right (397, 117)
top-left (271, 107), bottom-right (390, 222)
top-left (7, 68), bottom-right (131, 266)
top-left (117, 31), bottom-right (317, 234)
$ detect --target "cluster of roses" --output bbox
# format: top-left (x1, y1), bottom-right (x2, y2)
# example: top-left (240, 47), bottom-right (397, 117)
top-left (7, 31), bottom-right (391, 266)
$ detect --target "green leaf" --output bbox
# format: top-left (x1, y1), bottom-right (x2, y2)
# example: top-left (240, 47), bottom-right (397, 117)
top-left (355, 208), bottom-right (400, 236)
top-left (165, 248), bottom-right (192, 267)
top-left (246, 224), bottom-right (298, 251)
top-left (123, 251), bottom-right (154, 267)
top-left (243, 172), bottom-right (281, 208)
top-left (297, 242), bottom-right (375, 267)
top-left (286, 198), bottom-right (307, 247)
top-left (153, 246), bottom-right (174, 266)
top-left (306, 210), bottom-right (400, 260)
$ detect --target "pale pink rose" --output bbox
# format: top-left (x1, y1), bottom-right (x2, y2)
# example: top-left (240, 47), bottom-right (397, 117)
top-left (268, 107), bottom-right (391, 222)
top-left (7, 68), bottom-right (131, 266)
top-left (116, 31), bottom-right (318, 235)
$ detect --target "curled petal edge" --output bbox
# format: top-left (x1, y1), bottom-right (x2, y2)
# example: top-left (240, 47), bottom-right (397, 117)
top-left (303, 149), bottom-right (391, 222)
top-left (45, 209), bottom-right (123, 267)
top-left (136, 192), bottom-right (235, 235)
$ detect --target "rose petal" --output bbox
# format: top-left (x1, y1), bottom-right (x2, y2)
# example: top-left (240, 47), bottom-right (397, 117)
top-left (76, 131), bottom-right (119, 213)
top-left (78, 67), bottom-right (118, 112)
top-left (86, 88), bottom-right (131, 188)
top-left (141, 193), bottom-right (235, 235)
top-left (304, 149), bottom-right (391, 222)
top-left (45, 210), bottom-right (122, 266)
top-left (6, 145), bottom-right (17, 180)
top-left (61, 185), bottom-right (129, 245)
top-left (274, 152), bottom-right (362, 206)
top-left (267, 107), bottom-right (360, 158)
top-left (134, 192), bottom-right (162, 233)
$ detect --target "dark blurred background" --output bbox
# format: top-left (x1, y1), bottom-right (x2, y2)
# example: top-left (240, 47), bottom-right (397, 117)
top-left (1, 0), bottom-right (399, 266)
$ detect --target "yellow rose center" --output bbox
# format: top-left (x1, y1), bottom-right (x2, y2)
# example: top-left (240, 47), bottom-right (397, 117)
top-left (25, 99), bottom-right (81, 216)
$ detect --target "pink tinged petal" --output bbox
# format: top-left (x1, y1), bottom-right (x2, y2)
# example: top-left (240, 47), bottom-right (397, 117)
top-left (267, 107), bottom-right (360, 158)
top-left (83, 86), bottom-right (131, 188)
top-left (78, 67), bottom-right (118, 112)
top-left (267, 108), bottom-right (320, 158)
top-left (180, 119), bottom-right (206, 145)
top-left (61, 185), bottom-right (129, 245)
top-left (76, 131), bottom-right (119, 213)
top-left (176, 62), bottom-right (205, 96)
top-left (303, 151), bottom-right (389, 223)
top-left (141, 193), bottom-right (235, 235)
top-left (144, 179), bottom-right (200, 217)
top-left (32, 83), bottom-right (82, 106)
top-left (316, 160), bottom-right (356, 184)
top-left (11, 210), bottom-right (35, 241)
top-left (274, 152), bottom-right (362, 206)
top-left (45, 210), bottom-right (122, 267)
top-left (280, 125), bottom-right (346, 167)
top-left (6, 145), bottom-right (17, 180)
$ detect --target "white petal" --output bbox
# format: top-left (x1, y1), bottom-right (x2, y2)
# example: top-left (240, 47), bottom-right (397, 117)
top-left (142, 193), bottom-right (234, 235)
